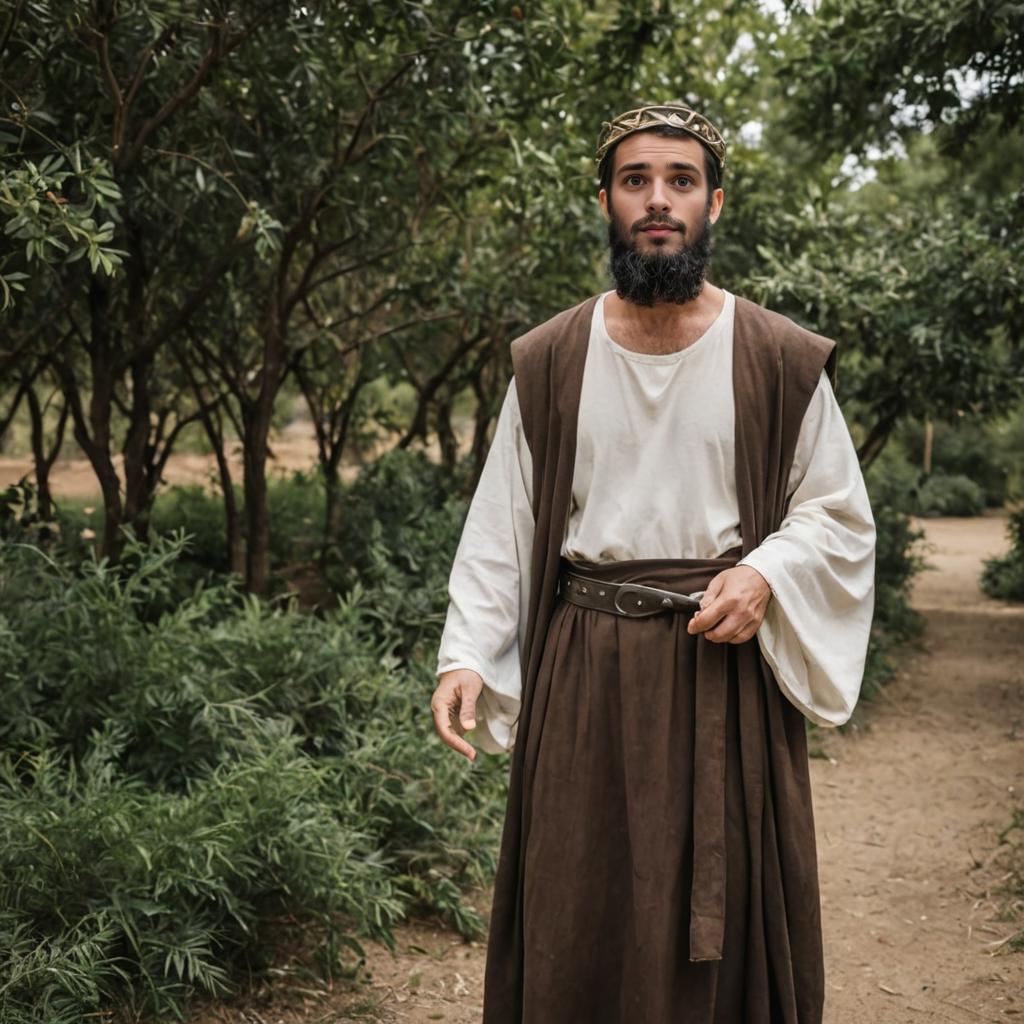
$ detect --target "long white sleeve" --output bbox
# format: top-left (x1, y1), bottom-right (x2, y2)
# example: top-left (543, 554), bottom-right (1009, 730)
top-left (435, 377), bottom-right (534, 754)
top-left (738, 371), bottom-right (876, 726)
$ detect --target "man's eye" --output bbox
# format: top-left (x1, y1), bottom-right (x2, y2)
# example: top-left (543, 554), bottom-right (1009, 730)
top-left (675, 176), bottom-right (693, 187)
top-left (624, 175), bottom-right (644, 186)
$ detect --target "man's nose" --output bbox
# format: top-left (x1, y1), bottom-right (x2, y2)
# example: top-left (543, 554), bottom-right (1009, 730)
top-left (646, 181), bottom-right (671, 212)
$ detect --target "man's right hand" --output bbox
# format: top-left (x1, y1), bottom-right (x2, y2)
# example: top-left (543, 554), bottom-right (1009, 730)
top-left (431, 668), bottom-right (484, 762)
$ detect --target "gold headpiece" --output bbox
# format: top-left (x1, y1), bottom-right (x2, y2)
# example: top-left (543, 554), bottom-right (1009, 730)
top-left (597, 104), bottom-right (726, 173)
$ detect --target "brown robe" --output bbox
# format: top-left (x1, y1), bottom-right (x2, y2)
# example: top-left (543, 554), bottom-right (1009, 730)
top-left (482, 292), bottom-right (837, 1023)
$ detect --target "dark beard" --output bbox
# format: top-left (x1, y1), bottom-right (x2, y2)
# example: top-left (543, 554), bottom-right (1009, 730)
top-left (607, 206), bottom-right (714, 307)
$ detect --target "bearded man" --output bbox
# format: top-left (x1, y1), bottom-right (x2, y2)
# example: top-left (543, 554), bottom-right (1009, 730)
top-left (431, 103), bottom-right (876, 1024)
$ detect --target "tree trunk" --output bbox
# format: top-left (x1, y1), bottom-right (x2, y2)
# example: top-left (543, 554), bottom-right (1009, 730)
top-left (25, 383), bottom-right (68, 521)
top-left (319, 370), bottom-right (365, 568)
top-left (243, 423), bottom-right (271, 594)
top-left (121, 352), bottom-right (156, 543)
top-left (121, 217), bottom-right (157, 543)
top-left (196, 394), bottom-right (245, 577)
top-left (922, 419), bottom-right (934, 475)
top-left (0, 380), bottom-right (29, 455)
top-left (322, 462), bottom-right (342, 570)
top-left (242, 318), bottom-right (286, 595)
top-left (63, 278), bottom-right (126, 560)
top-left (435, 392), bottom-right (458, 473)
top-left (856, 411), bottom-right (899, 471)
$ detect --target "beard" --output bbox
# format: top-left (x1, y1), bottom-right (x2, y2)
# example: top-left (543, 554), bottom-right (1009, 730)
top-left (606, 200), bottom-right (714, 307)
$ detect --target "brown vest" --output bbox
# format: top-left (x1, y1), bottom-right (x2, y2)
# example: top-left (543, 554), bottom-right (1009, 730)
top-left (485, 292), bottom-right (836, 1019)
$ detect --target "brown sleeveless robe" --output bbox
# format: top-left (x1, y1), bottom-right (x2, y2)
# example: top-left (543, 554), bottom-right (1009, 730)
top-left (482, 293), bottom-right (837, 1023)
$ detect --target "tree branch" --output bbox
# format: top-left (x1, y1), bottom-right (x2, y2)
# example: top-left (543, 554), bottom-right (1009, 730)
top-left (139, 239), bottom-right (246, 360)
top-left (93, 25), bottom-right (125, 147)
top-left (119, 6), bottom-right (277, 169)
top-left (0, 0), bottom-right (24, 66)
top-left (0, 378), bottom-right (29, 449)
top-left (398, 325), bottom-right (488, 449)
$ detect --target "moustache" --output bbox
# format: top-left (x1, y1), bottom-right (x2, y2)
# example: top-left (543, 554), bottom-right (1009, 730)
top-left (632, 215), bottom-right (685, 234)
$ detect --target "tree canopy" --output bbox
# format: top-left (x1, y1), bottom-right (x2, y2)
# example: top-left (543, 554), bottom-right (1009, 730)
top-left (2, 0), bottom-right (1022, 588)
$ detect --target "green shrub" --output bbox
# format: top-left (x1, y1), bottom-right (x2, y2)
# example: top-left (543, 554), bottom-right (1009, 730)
top-left (895, 417), bottom-right (1011, 507)
top-left (980, 509), bottom-right (1024, 601)
top-left (149, 485), bottom-right (232, 576)
top-left (860, 458), bottom-right (928, 699)
top-left (0, 533), bottom-right (506, 1021)
top-left (326, 449), bottom-right (471, 660)
top-left (863, 443), bottom-right (988, 519)
top-left (148, 474), bottom-right (325, 585)
top-left (989, 405), bottom-right (1024, 502)
top-left (916, 472), bottom-right (986, 517)
top-left (266, 469), bottom-right (325, 570)
top-left (0, 735), bottom-right (391, 1023)
top-left (860, 497), bottom-right (927, 699)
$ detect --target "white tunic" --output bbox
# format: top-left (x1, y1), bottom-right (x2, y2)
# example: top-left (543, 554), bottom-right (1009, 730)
top-left (436, 290), bottom-right (876, 754)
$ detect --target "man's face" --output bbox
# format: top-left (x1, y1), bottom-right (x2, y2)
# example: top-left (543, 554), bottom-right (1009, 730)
top-left (598, 132), bottom-right (724, 250)
top-left (598, 132), bottom-right (725, 306)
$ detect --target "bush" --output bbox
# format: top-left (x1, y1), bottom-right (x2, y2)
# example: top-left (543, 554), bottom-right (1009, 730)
top-left (149, 484), bottom-right (232, 576)
top-left (0, 533), bottom-right (506, 1021)
top-left (49, 453), bottom-right (468, 619)
top-left (980, 508), bottom-right (1024, 601)
top-left (860, 498), bottom-right (927, 699)
top-left (326, 448), bottom-right (471, 660)
top-left (860, 458), bottom-right (928, 699)
top-left (915, 472), bottom-right (986, 517)
top-left (863, 440), bottom-right (989, 518)
top-left (266, 469), bottom-right (326, 570)
top-left (895, 417), bottom-right (1011, 507)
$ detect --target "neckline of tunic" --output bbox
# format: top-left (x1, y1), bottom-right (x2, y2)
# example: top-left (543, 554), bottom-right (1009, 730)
top-left (596, 288), bottom-right (733, 365)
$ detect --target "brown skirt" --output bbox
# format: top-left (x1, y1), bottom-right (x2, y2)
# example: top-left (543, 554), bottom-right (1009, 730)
top-left (485, 553), bottom-right (824, 1024)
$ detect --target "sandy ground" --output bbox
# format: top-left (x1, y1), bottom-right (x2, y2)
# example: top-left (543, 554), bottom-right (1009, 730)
top-left (0, 418), bottom-right (374, 497)
top-left (189, 513), bottom-right (1023, 1024)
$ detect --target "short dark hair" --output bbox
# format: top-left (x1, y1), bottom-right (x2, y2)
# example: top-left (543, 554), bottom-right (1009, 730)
top-left (598, 125), bottom-right (723, 198)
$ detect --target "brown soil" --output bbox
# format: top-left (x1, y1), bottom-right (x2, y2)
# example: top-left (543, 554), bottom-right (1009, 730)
top-left (0, 418), bottom-right (369, 498)
top-left (195, 514), bottom-right (1024, 1024)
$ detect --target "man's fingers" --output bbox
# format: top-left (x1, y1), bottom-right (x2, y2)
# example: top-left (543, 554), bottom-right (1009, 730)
top-left (446, 729), bottom-right (477, 761)
top-left (431, 670), bottom-right (484, 762)
top-left (688, 595), bottom-right (730, 635)
top-left (705, 615), bottom-right (746, 643)
top-left (702, 612), bottom-right (741, 643)
top-left (704, 613), bottom-right (761, 644)
top-left (700, 572), bottom-right (725, 607)
top-left (431, 697), bottom-right (477, 761)
top-left (459, 686), bottom-right (478, 731)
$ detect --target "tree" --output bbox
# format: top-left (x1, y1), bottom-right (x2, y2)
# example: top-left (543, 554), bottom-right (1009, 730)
top-left (779, 0), bottom-right (1024, 157)
top-left (748, 178), bottom-right (1024, 465)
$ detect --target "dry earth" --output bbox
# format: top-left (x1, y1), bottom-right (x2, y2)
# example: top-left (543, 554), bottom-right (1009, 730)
top-left (0, 417), bottom-right (371, 497)
top-left (189, 513), bottom-right (1023, 1024)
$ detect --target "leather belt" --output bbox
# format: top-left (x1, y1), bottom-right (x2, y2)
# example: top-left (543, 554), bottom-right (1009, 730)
top-left (559, 568), bottom-right (702, 617)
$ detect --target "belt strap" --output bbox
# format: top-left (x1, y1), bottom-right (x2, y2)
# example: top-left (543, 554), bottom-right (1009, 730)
top-left (559, 569), bottom-right (702, 617)
top-left (559, 564), bottom-right (728, 963)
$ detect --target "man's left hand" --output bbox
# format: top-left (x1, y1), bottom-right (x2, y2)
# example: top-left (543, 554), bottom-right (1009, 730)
top-left (686, 565), bottom-right (771, 644)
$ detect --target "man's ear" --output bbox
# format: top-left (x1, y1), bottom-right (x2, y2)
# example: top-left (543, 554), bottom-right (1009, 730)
top-left (598, 187), bottom-right (611, 223)
top-left (708, 187), bottom-right (725, 225)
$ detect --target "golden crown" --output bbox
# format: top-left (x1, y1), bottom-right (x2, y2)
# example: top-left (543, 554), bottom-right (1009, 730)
top-left (597, 104), bottom-right (726, 173)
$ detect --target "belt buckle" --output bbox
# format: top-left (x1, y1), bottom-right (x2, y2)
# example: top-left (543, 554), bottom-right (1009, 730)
top-left (614, 582), bottom-right (666, 617)
top-left (614, 582), bottom-right (700, 617)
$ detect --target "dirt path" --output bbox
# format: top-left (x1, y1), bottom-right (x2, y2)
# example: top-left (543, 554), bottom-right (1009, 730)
top-left (814, 514), bottom-right (1024, 1023)
top-left (0, 418), bottom-right (368, 498)
top-left (199, 514), bottom-right (1023, 1024)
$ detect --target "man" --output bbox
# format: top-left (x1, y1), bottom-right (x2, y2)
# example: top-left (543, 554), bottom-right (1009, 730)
top-left (431, 103), bottom-right (875, 1024)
